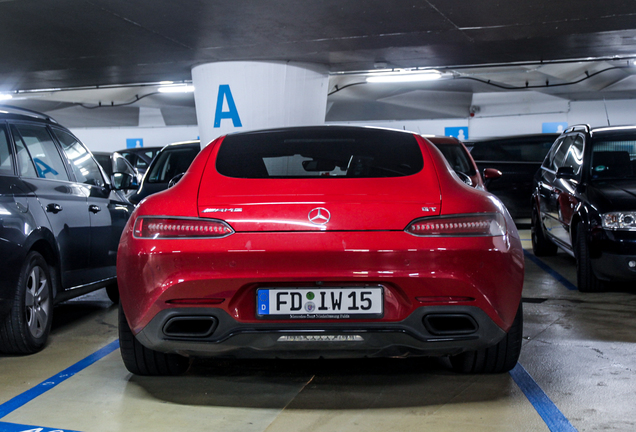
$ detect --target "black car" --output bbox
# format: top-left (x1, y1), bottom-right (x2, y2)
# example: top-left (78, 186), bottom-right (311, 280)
top-left (116, 146), bottom-right (162, 176)
top-left (93, 151), bottom-right (140, 199)
top-left (128, 140), bottom-right (200, 205)
top-left (532, 124), bottom-right (636, 292)
top-left (470, 133), bottom-right (560, 222)
top-left (0, 106), bottom-right (135, 353)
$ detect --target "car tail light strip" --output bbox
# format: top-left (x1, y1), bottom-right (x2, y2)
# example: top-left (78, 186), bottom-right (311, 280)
top-left (133, 217), bottom-right (234, 239)
top-left (406, 213), bottom-right (506, 237)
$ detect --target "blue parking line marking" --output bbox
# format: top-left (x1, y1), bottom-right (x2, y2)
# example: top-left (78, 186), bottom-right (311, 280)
top-left (0, 420), bottom-right (82, 432)
top-left (0, 340), bottom-right (119, 419)
top-left (523, 250), bottom-right (578, 291)
top-left (510, 363), bottom-right (578, 432)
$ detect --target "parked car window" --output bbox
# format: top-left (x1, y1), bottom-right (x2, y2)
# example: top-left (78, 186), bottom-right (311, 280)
top-left (11, 124), bottom-right (69, 181)
top-left (134, 150), bottom-right (157, 171)
top-left (216, 128), bottom-right (423, 178)
top-left (11, 129), bottom-right (38, 178)
top-left (471, 137), bottom-right (555, 162)
top-left (590, 135), bottom-right (636, 180)
top-left (0, 125), bottom-right (13, 175)
top-left (147, 146), bottom-right (200, 183)
top-left (114, 155), bottom-right (130, 173)
top-left (561, 135), bottom-right (585, 175)
top-left (119, 147), bottom-right (161, 173)
top-left (433, 143), bottom-right (476, 175)
top-left (551, 136), bottom-right (574, 171)
top-left (541, 136), bottom-right (565, 170)
top-left (52, 129), bottom-right (104, 187)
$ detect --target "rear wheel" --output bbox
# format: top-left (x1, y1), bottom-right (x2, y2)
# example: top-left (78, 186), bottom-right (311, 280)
top-left (118, 304), bottom-right (189, 376)
top-left (0, 251), bottom-right (53, 354)
top-left (575, 225), bottom-right (604, 293)
top-left (531, 208), bottom-right (557, 256)
top-left (450, 303), bottom-right (523, 374)
top-left (105, 282), bottom-right (119, 303)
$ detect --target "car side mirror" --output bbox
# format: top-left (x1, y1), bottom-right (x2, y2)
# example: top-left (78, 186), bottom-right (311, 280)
top-left (483, 168), bottom-right (503, 180)
top-left (455, 171), bottom-right (473, 187)
top-left (112, 172), bottom-right (139, 190)
top-left (168, 173), bottom-right (185, 188)
top-left (556, 166), bottom-right (576, 180)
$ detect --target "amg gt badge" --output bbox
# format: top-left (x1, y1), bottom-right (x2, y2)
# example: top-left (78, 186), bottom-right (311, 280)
top-left (202, 208), bottom-right (243, 213)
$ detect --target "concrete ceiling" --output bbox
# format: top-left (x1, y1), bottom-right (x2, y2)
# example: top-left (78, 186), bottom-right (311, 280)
top-left (2, 1), bottom-right (636, 125)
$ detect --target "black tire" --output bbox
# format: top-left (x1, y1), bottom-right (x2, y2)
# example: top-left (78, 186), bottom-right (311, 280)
top-left (450, 302), bottom-right (523, 374)
top-left (105, 282), bottom-right (119, 303)
top-left (575, 225), bottom-right (604, 293)
top-left (531, 208), bottom-right (557, 256)
top-left (0, 251), bottom-right (53, 354)
top-left (118, 304), bottom-right (189, 376)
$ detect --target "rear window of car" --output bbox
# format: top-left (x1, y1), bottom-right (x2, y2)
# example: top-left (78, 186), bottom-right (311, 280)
top-left (215, 128), bottom-right (424, 178)
top-left (470, 136), bottom-right (556, 162)
top-left (590, 134), bottom-right (636, 180)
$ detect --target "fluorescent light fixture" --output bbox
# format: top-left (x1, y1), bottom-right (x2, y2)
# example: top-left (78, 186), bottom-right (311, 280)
top-left (366, 70), bottom-right (443, 83)
top-left (0, 94), bottom-right (13, 101)
top-left (158, 84), bottom-right (194, 93)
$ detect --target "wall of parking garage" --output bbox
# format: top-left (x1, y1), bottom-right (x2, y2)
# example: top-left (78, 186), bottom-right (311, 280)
top-left (329, 94), bottom-right (636, 140)
top-left (70, 125), bottom-right (200, 152)
top-left (72, 92), bottom-right (636, 153)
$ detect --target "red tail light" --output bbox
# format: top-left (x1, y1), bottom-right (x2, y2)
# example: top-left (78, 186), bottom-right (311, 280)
top-left (406, 213), bottom-right (506, 237)
top-left (133, 217), bottom-right (234, 239)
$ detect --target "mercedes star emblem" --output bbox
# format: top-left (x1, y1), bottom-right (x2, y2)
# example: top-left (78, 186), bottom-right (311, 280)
top-left (308, 207), bottom-right (331, 225)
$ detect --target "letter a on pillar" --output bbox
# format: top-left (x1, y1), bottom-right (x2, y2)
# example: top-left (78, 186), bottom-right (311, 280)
top-left (214, 84), bottom-right (242, 128)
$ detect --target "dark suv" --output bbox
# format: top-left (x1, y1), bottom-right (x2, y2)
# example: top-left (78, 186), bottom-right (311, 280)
top-left (0, 107), bottom-right (135, 353)
top-left (470, 134), bottom-right (559, 221)
top-left (532, 125), bottom-right (636, 292)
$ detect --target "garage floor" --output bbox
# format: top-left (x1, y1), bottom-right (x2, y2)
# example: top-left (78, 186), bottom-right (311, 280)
top-left (1, 229), bottom-right (635, 432)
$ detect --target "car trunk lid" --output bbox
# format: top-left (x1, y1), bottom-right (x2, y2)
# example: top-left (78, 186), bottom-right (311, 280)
top-left (198, 177), bottom-right (441, 232)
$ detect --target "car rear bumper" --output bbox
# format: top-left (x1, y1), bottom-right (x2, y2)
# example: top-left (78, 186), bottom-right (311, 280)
top-left (118, 231), bottom-right (524, 336)
top-left (133, 305), bottom-right (508, 359)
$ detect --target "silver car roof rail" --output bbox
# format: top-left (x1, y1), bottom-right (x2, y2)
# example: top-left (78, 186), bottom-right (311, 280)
top-left (0, 105), bottom-right (58, 124)
top-left (563, 124), bottom-right (590, 134)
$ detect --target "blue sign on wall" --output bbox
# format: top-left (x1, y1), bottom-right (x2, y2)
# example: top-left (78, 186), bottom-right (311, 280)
top-left (126, 138), bottom-right (143, 148)
top-left (445, 127), bottom-right (469, 140)
top-left (542, 122), bottom-right (568, 133)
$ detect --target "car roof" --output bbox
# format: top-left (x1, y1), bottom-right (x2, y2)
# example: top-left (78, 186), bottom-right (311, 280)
top-left (424, 136), bottom-right (463, 145)
top-left (0, 105), bottom-right (60, 125)
top-left (470, 133), bottom-right (560, 144)
top-left (158, 140), bottom-right (201, 152)
top-left (225, 125), bottom-right (418, 139)
top-left (589, 125), bottom-right (636, 136)
top-left (115, 146), bottom-right (164, 154)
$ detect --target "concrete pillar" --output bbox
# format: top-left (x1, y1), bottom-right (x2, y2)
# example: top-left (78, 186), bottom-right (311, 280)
top-left (192, 61), bottom-right (329, 146)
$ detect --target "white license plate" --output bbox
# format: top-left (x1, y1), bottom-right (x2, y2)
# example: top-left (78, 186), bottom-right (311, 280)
top-left (257, 287), bottom-right (383, 319)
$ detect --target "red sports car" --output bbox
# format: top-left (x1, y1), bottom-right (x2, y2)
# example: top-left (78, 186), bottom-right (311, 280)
top-left (117, 126), bottom-right (524, 376)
